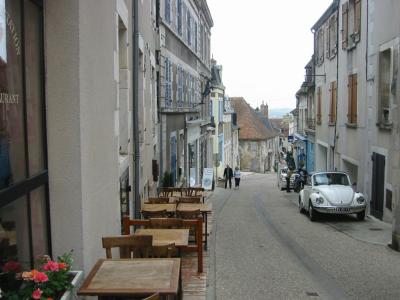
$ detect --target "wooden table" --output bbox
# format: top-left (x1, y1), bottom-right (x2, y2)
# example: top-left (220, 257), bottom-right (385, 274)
top-left (135, 229), bottom-right (189, 247)
top-left (78, 258), bottom-right (181, 299)
top-left (177, 203), bottom-right (212, 250)
top-left (142, 203), bottom-right (177, 213)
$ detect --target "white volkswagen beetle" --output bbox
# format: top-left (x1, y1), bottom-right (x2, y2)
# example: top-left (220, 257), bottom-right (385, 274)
top-left (299, 171), bottom-right (366, 221)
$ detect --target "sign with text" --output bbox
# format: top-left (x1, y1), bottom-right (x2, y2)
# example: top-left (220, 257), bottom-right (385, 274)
top-left (202, 168), bottom-right (214, 190)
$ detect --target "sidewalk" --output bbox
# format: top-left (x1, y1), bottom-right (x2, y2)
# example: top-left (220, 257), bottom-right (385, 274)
top-left (181, 191), bottom-right (214, 299)
top-left (326, 215), bottom-right (392, 247)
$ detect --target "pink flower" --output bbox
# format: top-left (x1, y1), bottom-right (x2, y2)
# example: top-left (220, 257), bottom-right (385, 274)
top-left (32, 288), bottom-right (43, 299)
top-left (43, 260), bottom-right (59, 272)
top-left (32, 270), bottom-right (48, 283)
top-left (2, 261), bottom-right (21, 273)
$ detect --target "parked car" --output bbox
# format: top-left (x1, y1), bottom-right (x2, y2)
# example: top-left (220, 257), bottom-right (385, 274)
top-left (277, 167), bottom-right (296, 191)
top-left (298, 171), bottom-right (366, 221)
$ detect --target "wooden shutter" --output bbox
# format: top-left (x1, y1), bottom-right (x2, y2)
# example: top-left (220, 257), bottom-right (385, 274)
top-left (317, 87), bottom-right (322, 124)
top-left (354, 0), bottom-right (361, 34)
top-left (351, 74), bottom-right (358, 124)
top-left (342, 2), bottom-right (348, 50)
top-left (329, 81), bottom-right (337, 124)
top-left (348, 74), bottom-right (357, 124)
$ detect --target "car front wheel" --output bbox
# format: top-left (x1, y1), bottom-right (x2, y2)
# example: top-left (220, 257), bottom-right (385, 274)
top-left (299, 197), bottom-right (304, 213)
top-left (356, 210), bottom-right (365, 221)
top-left (309, 202), bottom-right (317, 222)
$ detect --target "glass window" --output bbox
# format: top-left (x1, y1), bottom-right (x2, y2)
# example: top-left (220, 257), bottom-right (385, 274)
top-left (0, 195), bottom-right (30, 270)
top-left (0, 0), bottom-right (26, 189)
top-left (25, 0), bottom-right (45, 175)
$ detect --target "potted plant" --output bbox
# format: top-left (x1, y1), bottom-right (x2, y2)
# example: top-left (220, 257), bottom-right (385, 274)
top-left (0, 251), bottom-right (83, 300)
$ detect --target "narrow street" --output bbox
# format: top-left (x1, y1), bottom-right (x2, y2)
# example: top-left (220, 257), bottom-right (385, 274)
top-left (207, 173), bottom-right (400, 300)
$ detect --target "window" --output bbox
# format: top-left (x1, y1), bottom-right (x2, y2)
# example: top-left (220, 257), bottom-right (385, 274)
top-left (378, 48), bottom-right (392, 125)
top-left (347, 74), bottom-right (358, 125)
top-left (164, 58), bottom-right (172, 107)
top-left (329, 81), bottom-right (337, 124)
top-left (187, 11), bottom-right (191, 46)
top-left (327, 14), bottom-right (337, 58)
top-left (316, 86), bottom-right (322, 124)
top-left (177, 0), bottom-right (182, 35)
top-left (164, 0), bottom-right (171, 23)
top-left (316, 28), bottom-right (324, 65)
top-left (0, 0), bottom-right (49, 269)
top-left (342, 0), bottom-right (361, 50)
top-left (177, 66), bottom-right (183, 107)
top-left (194, 21), bottom-right (198, 53)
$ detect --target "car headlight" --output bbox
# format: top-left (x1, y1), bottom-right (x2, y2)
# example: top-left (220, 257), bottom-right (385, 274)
top-left (316, 197), bottom-right (324, 204)
top-left (357, 196), bottom-right (365, 204)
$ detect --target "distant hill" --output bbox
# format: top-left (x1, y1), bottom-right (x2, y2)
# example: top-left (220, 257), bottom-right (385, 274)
top-left (268, 108), bottom-right (293, 118)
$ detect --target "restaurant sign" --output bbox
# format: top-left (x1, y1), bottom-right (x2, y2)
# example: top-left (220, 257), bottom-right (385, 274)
top-left (202, 168), bottom-right (213, 190)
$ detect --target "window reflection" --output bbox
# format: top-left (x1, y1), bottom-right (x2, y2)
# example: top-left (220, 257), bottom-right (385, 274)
top-left (0, 196), bottom-right (30, 270)
top-left (0, 0), bottom-right (25, 189)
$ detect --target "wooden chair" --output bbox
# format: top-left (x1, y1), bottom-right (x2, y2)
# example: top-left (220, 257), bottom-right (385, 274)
top-left (142, 293), bottom-right (160, 300)
top-left (178, 197), bottom-right (201, 204)
top-left (150, 243), bottom-right (177, 258)
top-left (102, 235), bottom-right (153, 258)
top-left (158, 187), bottom-right (173, 197)
top-left (148, 218), bottom-right (183, 229)
top-left (184, 187), bottom-right (204, 196)
top-left (177, 209), bottom-right (202, 219)
top-left (147, 197), bottom-right (170, 204)
top-left (123, 217), bottom-right (204, 273)
top-left (172, 187), bottom-right (183, 197)
top-left (141, 209), bottom-right (169, 219)
top-left (176, 210), bottom-right (202, 244)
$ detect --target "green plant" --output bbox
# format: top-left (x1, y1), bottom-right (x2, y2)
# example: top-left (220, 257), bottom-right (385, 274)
top-left (1, 251), bottom-right (74, 300)
top-left (162, 171), bottom-right (173, 187)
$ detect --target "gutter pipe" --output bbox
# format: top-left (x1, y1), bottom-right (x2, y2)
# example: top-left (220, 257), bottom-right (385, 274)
top-left (133, 0), bottom-right (140, 218)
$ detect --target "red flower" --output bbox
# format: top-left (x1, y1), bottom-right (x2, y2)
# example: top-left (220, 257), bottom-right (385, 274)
top-left (32, 288), bottom-right (43, 299)
top-left (58, 262), bottom-right (67, 270)
top-left (43, 260), bottom-right (59, 272)
top-left (2, 261), bottom-right (21, 273)
top-left (32, 269), bottom-right (48, 283)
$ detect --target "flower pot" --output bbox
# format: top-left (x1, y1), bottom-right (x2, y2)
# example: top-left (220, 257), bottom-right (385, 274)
top-left (59, 270), bottom-right (83, 300)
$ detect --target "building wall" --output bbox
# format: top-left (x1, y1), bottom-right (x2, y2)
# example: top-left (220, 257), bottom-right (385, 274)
top-left (366, 0), bottom-right (400, 223)
top-left (239, 140), bottom-right (271, 173)
top-left (46, 0), bottom-right (125, 273)
top-left (138, 0), bottom-right (159, 199)
top-left (314, 8), bottom-right (338, 172)
top-left (335, 0), bottom-right (368, 192)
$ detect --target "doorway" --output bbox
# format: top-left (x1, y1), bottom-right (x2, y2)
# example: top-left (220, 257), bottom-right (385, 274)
top-left (371, 152), bottom-right (385, 220)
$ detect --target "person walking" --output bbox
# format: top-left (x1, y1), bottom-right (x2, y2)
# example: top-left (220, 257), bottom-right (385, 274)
top-left (223, 164), bottom-right (233, 189)
top-left (234, 166), bottom-right (241, 189)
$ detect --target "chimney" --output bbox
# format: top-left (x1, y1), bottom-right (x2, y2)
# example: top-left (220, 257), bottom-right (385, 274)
top-left (260, 101), bottom-right (269, 118)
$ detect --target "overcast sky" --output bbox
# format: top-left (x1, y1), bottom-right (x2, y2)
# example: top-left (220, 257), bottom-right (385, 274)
top-left (207, 0), bottom-right (333, 110)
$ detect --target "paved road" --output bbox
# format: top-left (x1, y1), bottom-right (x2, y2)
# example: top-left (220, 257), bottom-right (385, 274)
top-left (207, 173), bottom-right (400, 300)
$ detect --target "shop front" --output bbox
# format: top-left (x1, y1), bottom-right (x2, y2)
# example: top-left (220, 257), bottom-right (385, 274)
top-left (0, 0), bottom-right (48, 270)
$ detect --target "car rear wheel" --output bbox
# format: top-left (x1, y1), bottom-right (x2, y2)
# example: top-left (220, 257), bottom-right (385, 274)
top-left (356, 210), bottom-right (365, 221)
top-left (309, 201), bottom-right (317, 222)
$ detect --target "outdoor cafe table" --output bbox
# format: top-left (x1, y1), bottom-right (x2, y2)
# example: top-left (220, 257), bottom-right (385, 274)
top-left (142, 203), bottom-right (177, 213)
top-left (177, 203), bottom-right (212, 250)
top-left (78, 258), bottom-right (181, 299)
top-left (135, 228), bottom-right (189, 247)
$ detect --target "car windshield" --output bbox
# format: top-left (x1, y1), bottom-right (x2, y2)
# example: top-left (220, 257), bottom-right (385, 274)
top-left (313, 173), bottom-right (350, 186)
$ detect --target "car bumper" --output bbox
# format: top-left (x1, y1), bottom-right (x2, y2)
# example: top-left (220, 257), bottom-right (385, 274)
top-left (314, 205), bottom-right (366, 214)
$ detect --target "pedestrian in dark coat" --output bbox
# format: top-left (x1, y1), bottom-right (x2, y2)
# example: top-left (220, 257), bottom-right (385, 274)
top-left (223, 164), bottom-right (233, 189)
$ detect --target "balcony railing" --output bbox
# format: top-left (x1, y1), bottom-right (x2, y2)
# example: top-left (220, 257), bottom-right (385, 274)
top-left (307, 118), bottom-right (316, 130)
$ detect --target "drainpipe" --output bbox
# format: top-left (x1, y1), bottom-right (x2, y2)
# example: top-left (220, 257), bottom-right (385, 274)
top-left (333, 4), bottom-right (340, 171)
top-left (133, 0), bottom-right (140, 218)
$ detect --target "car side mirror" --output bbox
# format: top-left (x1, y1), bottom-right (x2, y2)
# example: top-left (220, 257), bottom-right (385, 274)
top-left (352, 182), bottom-right (357, 187)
